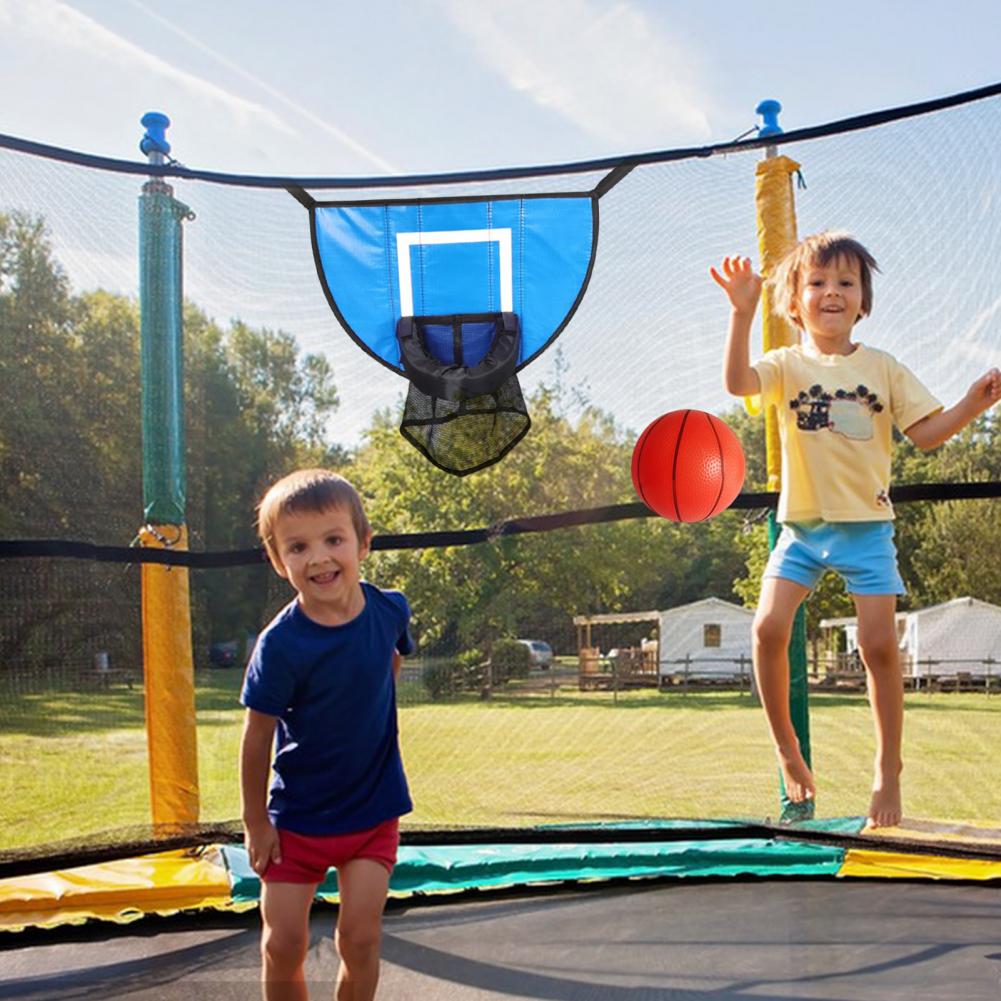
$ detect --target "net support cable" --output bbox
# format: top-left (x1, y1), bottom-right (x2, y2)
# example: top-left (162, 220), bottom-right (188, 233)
top-left (2, 482), bottom-right (1000, 566)
top-left (2, 80), bottom-right (1000, 189)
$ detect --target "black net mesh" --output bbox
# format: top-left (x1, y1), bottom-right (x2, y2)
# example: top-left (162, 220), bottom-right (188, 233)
top-left (3, 87), bottom-right (1001, 868)
top-left (399, 376), bottom-right (530, 475)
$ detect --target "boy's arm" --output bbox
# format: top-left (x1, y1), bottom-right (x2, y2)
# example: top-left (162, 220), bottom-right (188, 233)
top-left (711, 256), bottom-right (763, 397)
top-left (239, 708), bottom-right (282, 873)
top-left (905, 368), bottom-right (1001, 450)
top-left (722, 307), bottom-right (762, 397)
top-left (392, 650), bottom-right (402, 681)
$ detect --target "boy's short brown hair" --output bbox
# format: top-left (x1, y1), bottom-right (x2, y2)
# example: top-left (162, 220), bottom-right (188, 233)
top-left (769, 230), bottom-right (879, 328)
top-left (257, 469), bottom-right (371, 565)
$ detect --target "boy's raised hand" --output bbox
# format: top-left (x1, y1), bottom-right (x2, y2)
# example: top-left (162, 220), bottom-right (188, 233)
top-left (710, 256), bottom-right (763, 315)
top-left (967, 367), bottom-right (1001, 413)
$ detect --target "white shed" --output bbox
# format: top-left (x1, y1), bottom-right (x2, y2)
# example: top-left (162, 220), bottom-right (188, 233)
top-left (658, 597), bottom-right (755, 679)
top-left (821, 596), bottom-right (1001, 678)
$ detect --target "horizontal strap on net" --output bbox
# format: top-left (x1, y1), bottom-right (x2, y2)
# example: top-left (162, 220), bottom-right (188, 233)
top-left (3, 482), bottom-right (1001, 563)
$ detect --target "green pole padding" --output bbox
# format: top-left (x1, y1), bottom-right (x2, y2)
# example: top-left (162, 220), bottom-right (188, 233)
top-left (768, 510), bottom-right (814, 820)
top-left (139, 180), bottom-right (193, 524)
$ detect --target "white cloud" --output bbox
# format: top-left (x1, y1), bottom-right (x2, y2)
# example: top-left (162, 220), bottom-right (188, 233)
top-left (124, 0), bottom-right (398, 172)
top-left (0, 0), bottom-right (296, 138)
top-left (434, 0), bottom-right (712, 147)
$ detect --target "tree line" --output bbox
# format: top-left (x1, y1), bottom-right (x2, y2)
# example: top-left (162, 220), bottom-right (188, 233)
top-left (1, 210), bottom-right (998, 676)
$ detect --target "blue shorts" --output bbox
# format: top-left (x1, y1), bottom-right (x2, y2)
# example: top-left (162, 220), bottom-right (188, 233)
top-left (763, 521), bottom-right (905, 595)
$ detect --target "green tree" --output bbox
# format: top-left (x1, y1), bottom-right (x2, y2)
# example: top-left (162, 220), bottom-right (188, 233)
top-left (0, 210), bottom-right (346, 677)
top-left (352, 384), bottom-right (645, 652)
top-left (896, 413), bottom-right (1001, 607)
top-left (352, 386), bottom-right (763, 656)
top-left (185, 310), bottom-right (344, 649)
top-left (0, 214), bottom-right (143, 676)
top-left (0, 212), bottom-right (84, 536)
top-left (731, 407), bottom-right (1001, 655)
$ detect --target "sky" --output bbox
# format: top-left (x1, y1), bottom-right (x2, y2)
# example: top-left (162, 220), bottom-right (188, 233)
top-left (1, 0), bottom-right (1000, 449)
top-left (3, 0), bottom-right (999, 178)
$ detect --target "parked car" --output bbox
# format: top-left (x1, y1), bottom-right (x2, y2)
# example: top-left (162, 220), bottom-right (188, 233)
top-left (516, 639), bottom-right (554, 669)
top-left (208, 640), bottom-right (239, 668)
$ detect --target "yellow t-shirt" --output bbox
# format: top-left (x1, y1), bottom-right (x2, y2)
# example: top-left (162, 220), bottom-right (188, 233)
top-left (753, 343), bottom-right (942, 523)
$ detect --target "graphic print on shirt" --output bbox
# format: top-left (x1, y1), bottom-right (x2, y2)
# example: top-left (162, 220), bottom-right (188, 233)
top-left (789, 383), bottom-right (884, 441)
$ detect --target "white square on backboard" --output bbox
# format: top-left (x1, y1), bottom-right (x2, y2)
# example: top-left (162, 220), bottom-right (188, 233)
top-left (395, 229), bottom-right (513, 317)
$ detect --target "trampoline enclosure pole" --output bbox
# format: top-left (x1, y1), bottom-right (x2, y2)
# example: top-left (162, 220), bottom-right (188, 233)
top-left (138, 112), bottom-right (200, 829)
top-left (753, 101), bottom-right (813, 819)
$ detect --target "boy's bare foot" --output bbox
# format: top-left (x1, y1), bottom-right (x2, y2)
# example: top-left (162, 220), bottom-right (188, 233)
top-left (867, 775), bottom-right (902, 829)
top-left (776, 745), bottom-right (815, 803)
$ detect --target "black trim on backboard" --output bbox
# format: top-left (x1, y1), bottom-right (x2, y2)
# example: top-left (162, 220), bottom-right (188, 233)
top-left (308, 189), bottom-right (596, 208)
top-left (307, 201), bottom-right (401, 375)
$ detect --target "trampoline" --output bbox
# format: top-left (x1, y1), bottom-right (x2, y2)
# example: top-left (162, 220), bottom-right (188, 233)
top-left (3, 81), bottom-right (1001, 1001)
top-left (3, 880), bottom-right (1001, 1000)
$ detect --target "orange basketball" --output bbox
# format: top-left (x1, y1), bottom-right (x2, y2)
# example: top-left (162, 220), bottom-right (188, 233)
top-left (631, 410), bottom-right (745, 522)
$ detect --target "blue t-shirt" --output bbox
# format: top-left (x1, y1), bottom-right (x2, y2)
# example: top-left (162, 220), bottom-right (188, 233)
top-left (240, 582), bottom-right (415, 835)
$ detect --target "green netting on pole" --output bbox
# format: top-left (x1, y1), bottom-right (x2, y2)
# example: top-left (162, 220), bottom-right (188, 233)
top-left (139, 181), bottom-right (192, 524)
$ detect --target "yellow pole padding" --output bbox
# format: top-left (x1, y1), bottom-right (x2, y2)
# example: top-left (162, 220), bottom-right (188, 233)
top-left (140, 524), bottom-right (199, 830)
top-left (754, 154), bottom-right (801, 490)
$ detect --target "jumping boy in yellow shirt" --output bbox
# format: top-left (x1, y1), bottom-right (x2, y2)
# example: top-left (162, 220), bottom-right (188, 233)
top-left (712, 231), bottom-right (1001, 827)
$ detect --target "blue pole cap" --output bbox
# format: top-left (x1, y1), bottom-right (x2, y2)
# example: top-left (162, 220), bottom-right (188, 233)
top-left (140, 112), bottom-right (171, 157)
top-left (755, 99), bottom-right (783, 138)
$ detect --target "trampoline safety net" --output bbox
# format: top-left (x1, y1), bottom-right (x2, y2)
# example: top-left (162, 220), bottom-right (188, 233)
top-left (2, 82), bottom-right (1001, 870)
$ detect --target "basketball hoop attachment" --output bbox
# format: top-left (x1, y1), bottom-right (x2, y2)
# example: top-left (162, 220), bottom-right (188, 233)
top-left (397, 312), bottom-right (529, 476)
top-left (302, 190), bottom-right (600, 473)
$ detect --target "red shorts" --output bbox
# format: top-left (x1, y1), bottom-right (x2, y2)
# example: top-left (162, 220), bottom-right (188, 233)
top-left (262, 817), bottom-right (400, 884)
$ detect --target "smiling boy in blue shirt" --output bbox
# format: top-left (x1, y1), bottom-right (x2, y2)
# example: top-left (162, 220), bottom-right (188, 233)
top-left (240, 468), bottom-right (413, 1000)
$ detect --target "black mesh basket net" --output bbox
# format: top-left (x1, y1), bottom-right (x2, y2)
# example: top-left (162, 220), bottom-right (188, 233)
top-left (397, 312), bottom-right (530, 475)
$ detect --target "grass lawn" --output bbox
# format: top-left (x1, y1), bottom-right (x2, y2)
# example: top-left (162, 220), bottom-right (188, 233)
top-left (2, 667), bottom-right (1000, 852)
